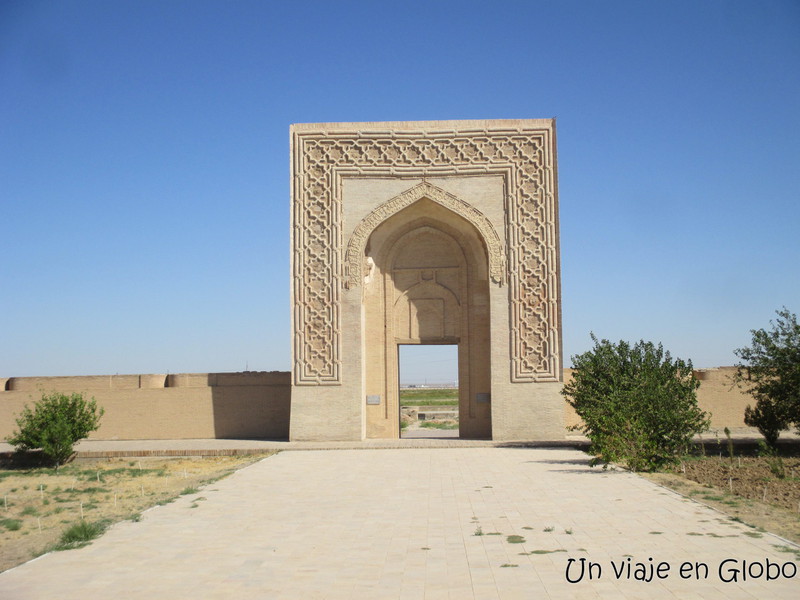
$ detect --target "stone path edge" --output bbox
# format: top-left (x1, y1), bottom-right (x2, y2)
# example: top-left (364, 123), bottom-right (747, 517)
top-left (0, 438), bottom-right (591, 460)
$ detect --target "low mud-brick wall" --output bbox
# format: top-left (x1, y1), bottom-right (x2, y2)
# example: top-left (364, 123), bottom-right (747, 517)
top-left (0, 372), bottom-right (291, 441)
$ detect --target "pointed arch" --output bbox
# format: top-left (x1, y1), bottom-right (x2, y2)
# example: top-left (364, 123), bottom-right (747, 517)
top-left (344, 182), bottom-right (505, 288)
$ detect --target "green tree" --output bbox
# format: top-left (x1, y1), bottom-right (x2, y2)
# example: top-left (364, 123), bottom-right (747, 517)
top-left (6, 392), bottom-right (104, 467)
top-left (734, 307), bottom-right (800, 446)
top-left (562, 334), bottom-right (709, 471)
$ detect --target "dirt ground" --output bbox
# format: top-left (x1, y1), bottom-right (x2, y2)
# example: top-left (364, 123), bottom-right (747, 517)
top-left (643, 451), bottom-right (800, 545)
top-left (668, 455), bottom-right (800, 511)
top-left (0, 453), bottom-right (274, 573)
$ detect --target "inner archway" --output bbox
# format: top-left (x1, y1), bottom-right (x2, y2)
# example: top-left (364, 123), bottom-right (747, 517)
top-left (361, 195), bottom-right (492, 439)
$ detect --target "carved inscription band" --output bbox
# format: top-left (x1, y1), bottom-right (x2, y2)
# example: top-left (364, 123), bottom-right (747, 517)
top-left (292, 125), bottom-right (560, 385)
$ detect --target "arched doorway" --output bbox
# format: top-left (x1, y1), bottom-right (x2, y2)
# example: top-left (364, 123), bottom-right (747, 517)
top-left (361, 197), bottom-right (492, 439)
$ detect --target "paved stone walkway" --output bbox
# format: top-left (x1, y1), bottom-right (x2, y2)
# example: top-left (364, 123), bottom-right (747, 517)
top-left (1, 448), bottom-right (798, 599)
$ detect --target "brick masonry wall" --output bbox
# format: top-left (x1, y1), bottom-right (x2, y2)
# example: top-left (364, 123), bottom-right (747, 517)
top-left (563, 366), bottom-right (756, 432)
top-left (0, 372), bottom-right (291, 441)
top-left (1, 367), bottom-right (757, 441)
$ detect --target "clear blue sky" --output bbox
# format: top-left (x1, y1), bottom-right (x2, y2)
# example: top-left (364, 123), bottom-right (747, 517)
top-left (1, 0), bottom-right (798, 382)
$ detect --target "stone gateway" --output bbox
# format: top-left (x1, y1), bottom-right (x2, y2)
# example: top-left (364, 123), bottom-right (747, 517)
top-left (290, 120), bottom-right (563, 441)
top-left (0, 120), bottom-right (761, 443)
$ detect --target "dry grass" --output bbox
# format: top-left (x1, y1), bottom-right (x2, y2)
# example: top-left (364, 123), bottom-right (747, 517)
top-left (0, 453), bottom-right (275, 572)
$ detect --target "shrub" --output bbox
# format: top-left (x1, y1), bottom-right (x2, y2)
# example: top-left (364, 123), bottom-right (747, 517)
top-left (6, 392), bottom-right (104, 467)
top-left (743, 397), bottom-right (789, 448)
top-left (735, 307), bottom-right (800, 447)
top-left (757, 441), bottom-right (786, 479)
top-left (562, 334), bottom-right (709, 471)
top-left (55, 520), bottom-right (107, 550)
top-left (1, 518), bottom-right (22, 532)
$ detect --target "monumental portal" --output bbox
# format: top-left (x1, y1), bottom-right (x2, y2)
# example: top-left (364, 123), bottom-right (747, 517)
top-left (290, 120), bottom-right (562, 441)
top-left (0, 120), bottom-right (755, 442)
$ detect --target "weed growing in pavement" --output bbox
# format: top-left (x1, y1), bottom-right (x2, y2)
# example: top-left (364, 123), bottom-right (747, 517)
top-left (54, 520), bottom-right (108, 551)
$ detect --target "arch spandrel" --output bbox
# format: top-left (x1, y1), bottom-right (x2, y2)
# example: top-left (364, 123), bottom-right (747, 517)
top-left (344, 182), bottom-right (505, 289)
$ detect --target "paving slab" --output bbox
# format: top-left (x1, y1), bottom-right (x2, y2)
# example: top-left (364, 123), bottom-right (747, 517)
top-left (0, 447), bottom-right (798, 599)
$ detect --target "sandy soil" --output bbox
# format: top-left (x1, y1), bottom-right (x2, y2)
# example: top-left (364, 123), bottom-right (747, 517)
top-left (0, 453), bottom-right (274, 573)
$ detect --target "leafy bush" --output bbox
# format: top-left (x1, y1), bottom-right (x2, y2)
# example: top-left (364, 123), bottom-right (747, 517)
top-left (562, 334), bottom-right (709, 471)
top-left (6, 392), bottom-right (104, 467)
top-left (735, 307), bottom-right (800, 447)
top-left (743, 397), bottom-right (789, 448)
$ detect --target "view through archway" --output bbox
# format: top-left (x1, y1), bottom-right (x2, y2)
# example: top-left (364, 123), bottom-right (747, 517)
top-left (398, 344), bottom-right (459, 438)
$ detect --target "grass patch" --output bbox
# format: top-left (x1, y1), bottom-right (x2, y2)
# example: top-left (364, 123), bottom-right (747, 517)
top-left (1, 518), bottom-right (22, 531)
top-left (500, 563), bottom-right (518, 568)
top-left (743, 531), bottom-right (763, 538)
top-left (543, 526), bottom-right (554, 532)
top-left (419, 421), bottom-right (459, 430)
top-left (522, 549), bottom-right (567, 555)
top-left (53, 520), bottom-right (108, 551)
top-left (773, 545), bottom-right (800, 559)
top-left (79, 487), bottom-right (110, 494)
top-left (101, 467), bottom-right (166, 478)
top-left (506, 535), bottom-right (526, 544)
top-left (180, 487), bottom-right (199, 495)
top-left (701, 494), bottom-right (725, 502)
top-left (399, 388), bottom-right (458, 404)
top-left (403, 399), bottom-right (459, 407)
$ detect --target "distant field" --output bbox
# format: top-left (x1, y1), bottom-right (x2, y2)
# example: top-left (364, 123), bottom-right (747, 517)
top-left (399, 388), bottom-right (458, 405)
